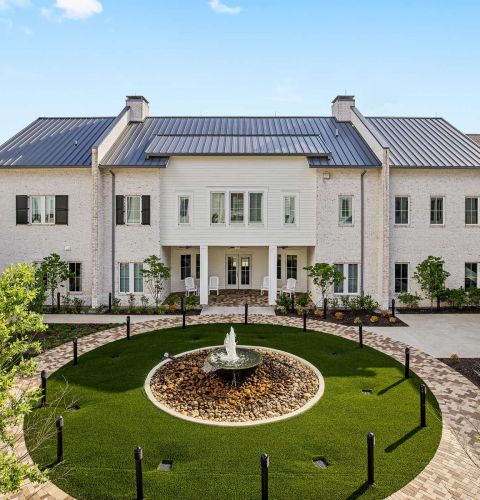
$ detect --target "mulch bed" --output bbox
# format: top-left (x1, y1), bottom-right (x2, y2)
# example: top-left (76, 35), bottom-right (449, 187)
top-left (438, 358), bottom-right (480, 389)
top-left (400, 307), bottom-right (480, 314)
top-left (276, 310), bottom-right (408, 327)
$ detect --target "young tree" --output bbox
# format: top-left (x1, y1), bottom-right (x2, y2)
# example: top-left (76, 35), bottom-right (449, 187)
top-left (304, 263), bottom-right (344, 304)
top-left (141, 255), bottom-right (171, 307)
top-left (413, 256), bottom-right (450, 307)
top-left (0, 263), bottom-right (47, 494)
top-left (37, 253), bottom-right (72, 308)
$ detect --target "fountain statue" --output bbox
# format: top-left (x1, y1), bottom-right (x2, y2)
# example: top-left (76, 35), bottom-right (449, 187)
top-left (223, 327), bottom-right (239, 361)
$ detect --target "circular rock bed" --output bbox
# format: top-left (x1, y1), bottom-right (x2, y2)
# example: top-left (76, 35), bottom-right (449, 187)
top-left (148, 347), bottom-right (322, 425)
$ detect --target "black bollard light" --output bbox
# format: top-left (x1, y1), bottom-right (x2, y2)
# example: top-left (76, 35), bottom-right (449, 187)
top-left (126, 315), bottom-right (131, 340)
top-left (134, 446), bottom-right (144, 500)
top-left (57, 291), bottom-right (61, 313)
top-left (260, 453), bottom-right (269, 500)
top-left (367, 432), bottom-right (375, 485)
top-left (420, 384), bottom-right (427, 427)
top-left (245, 303), bottom-right (248, 325)
top-left (73, 337), bottom-right (78, 366)
top-left (323, 297), bottom-right (327, 319)
top-left (180, 295), bottom-right (184, 312)
top-left (359, 323), bottom-right (363, 348)
top-left (40, 370), bottom-right (47, 407)
top-left (291, 293), bottom-right (295, 314)
top-left (108, 292), bottom-right (112, 313)
top-left (391, 298), bottom-right (396, 318)
top-left (56, 416), bottom-right (64, 463)
top-left (182, 307), bottom-right (186, 329)
top-left (404, 347), bottom-right (410, 379)
top-left (303, 310), bottom-right (307, 332)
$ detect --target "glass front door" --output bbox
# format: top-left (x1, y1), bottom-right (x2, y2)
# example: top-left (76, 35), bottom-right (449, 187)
top-left (226, 255), bottom-right (251, 289)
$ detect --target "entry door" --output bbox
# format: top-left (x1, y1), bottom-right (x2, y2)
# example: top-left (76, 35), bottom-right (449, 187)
top-left (226, 255), bottom-right (252, 289)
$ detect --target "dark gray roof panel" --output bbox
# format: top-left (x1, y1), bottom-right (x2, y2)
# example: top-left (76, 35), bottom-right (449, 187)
top-left (0, 117), bottom-right (115, 167)
top-left (102, 117), bottom-right (380, 166)
top-left (367, 117), bottom-right (480, 168)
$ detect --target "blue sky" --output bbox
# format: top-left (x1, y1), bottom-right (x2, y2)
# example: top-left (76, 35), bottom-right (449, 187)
top-left (1, 0), bottom-right (479, 143)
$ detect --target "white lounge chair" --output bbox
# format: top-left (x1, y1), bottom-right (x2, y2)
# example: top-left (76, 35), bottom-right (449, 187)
top-left (209, 276), bottom-right (219, 295)
top-left (184, 277), bottom-right (198, 296)
top-left (282, 278), bottom-right (297, 297)
top-left (260, 276), bottom-right (269, 295)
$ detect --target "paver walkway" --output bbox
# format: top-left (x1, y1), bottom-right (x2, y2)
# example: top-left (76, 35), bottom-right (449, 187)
top-left (200, 305), bottom-right (275, 315)
top-left (8, 315), bottom-right (480, 499)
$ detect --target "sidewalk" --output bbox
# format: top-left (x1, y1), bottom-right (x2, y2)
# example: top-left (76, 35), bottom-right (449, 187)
top-left (43, 314), bottom-right (164, 324)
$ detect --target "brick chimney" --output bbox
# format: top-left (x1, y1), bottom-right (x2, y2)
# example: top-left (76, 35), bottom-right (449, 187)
top-left (126, 95), bottom-right (149, 122)
top-left (332, 95), bottom-right (355, 122)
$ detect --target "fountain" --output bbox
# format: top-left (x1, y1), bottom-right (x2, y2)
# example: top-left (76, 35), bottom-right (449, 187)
top-left (204, 327), bottom-right (262, 383)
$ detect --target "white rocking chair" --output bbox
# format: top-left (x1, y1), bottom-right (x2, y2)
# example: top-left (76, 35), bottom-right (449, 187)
top-left (282, 278), bottom-right (297, 297)
top-left (184, 277), bottom-right (198, 296)
top-left (260, 276), bottom-right (269, 295)
top-left (209, 276), bottom-right (219, 295)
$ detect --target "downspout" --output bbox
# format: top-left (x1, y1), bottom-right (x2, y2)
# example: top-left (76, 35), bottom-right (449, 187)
top-left (360, 169), bottom-right (367, 296)
top-left (109, 169), bottom-right (115, 300)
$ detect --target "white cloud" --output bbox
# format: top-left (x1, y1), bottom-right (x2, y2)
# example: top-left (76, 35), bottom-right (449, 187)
top-left (40, 6), bottom-right (51, 17)
top-left (54, 0), bottom-right (102, 20)
top-left (209, 0), bottom-right (241, 15)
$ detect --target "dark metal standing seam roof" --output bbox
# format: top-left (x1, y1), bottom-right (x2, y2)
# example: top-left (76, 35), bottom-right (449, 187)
top-left (367, 117), bottom-right (480, 168)
top-left (0, 117), bottom-right (115, 166)
top-left (101, 117), bottom-right (381, 167)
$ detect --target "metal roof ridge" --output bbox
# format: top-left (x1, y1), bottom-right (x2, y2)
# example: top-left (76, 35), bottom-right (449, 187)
top-left (144, 115), bottom-right (334, 119)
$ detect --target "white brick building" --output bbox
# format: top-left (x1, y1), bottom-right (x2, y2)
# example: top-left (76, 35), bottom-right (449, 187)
top-left (0, 95), bottom-right (479, 308)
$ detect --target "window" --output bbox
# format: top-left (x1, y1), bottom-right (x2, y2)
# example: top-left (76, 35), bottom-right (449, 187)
top-left (465, 263), bottom-right (478, 290)
top-left (230, 193), bottom-right (244, 223)
top-left (31, 195), bottom-right (55, 224)
top-left (249, 193), bottom-right (263, 223)
top-left (119, 263), bottom-right (143, 293)
top-left (179, 196), bottom-right (190, 224)
top-left (286, 255), bottom-right (297, 280)
top-left (277, 254), bottom-right (282, 280)
top-left (211, 192), bottom-right (225, 224)
top-left (68, 262), bottom-right (82, 292)
top-left (334, 263), bottom-right (359, 294)
top-left (181, 255), bottom-right (192, 280)
top-left (394, 263), bottom-right (409, 293)
top-left (284, 195), bottom-right (296, 224)
top-left (395, 197), bottom-right (409, 225)
top-left (465, 197), bottom-right (479, 225)
top-left (126, 196), bottom-right (141, 224)
top-left (196, 254), bottom-right (201, 279)
top-left (339, 196), bottom-right (353, 225)
top-left (430, 197), bottom-right (444, 225)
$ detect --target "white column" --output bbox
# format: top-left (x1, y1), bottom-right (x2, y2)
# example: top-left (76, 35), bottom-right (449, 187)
top-left (268, 245), bottom-right (277, 306)
top-left (200, 245), bottom-right (209, 305)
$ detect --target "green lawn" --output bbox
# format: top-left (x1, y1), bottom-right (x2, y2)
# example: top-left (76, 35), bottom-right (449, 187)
top-left (25, 324), bottom-right (442, 499)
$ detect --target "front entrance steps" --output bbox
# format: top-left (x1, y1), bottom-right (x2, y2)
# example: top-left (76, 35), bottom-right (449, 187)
top-left (200, 306), bottom-right (275, 316)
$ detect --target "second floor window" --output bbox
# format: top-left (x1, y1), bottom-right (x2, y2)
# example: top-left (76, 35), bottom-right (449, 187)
top-left (284, 195), bottom-right (296, 224)
top-left (181, 254), bottom-right (192, 280)
top-left (395, 196), bottom-right (409, 225)
top-left (249, 193), bottom-right (263, 223)
top-left (430, 197), bottom-right (444, 225)
top-left (179, 196), bottom-right (190, 224)
top-left (126, 196), bottom-right (141, 224)
top-left (339, 196), bottom-right (353, 225)
top-left (230, 193), bottom-right (244, 223)
top-left (211, 193), bottom-right (225, 224)
top-left (31, 195), bottom-right (55, 224)
top-left (465, 197), bottom-right (479, 225)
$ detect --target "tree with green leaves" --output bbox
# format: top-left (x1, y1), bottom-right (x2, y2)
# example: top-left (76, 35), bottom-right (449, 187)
top-left (37, 253), bottom-right (72, 308)
top-left (304, 263), bottom-right (344, 305)
top-left (0, 263), bottom-right (47, 494)
top-left (141, 255), bottom-right (171, 307)
top-left (413, 256), bottom-right (450, 307)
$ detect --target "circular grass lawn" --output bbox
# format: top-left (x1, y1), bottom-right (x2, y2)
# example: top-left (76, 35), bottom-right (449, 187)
top-left (25, 324), bottom-right (442, 499)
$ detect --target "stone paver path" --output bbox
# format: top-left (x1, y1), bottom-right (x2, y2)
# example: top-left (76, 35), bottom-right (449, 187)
top-left (8, 315), bottom-right (480, 499)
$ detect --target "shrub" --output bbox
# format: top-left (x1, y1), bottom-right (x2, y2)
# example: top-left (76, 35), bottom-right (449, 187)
top-left (157, 305), bottom-right (168, 315)
top-left (72, 297), bottom-right (85, 314)
top-left (140, 295), bottom-right (149, 312)
top-left (112, 297), bottom-right (121, 314)
top-left (313, 308), bottom-right (322, 316)
top-left (413, 256), bottom-right (450, 306)
top-left (340, 295), bottom-right (351, 310)
top-left (443, 288), bottom-right (468, 309)
top-left (353, 316), bottom-right (362, 325)
top-left (349, 296), bottom-right (362, 313)
top-left (328, 296), bottom-right (339, 310)
top-left (398, 292), bottom-right (422, 309)
top-left (276, 293), bottom-right (291, 310)
top-left (94, 304), bottom-right (106, 314)
top-left (61, 294), bottom-right (72, 313)
top-left (128, 293), bottom-right (136, 313)
top-left (360, 295), bottom-right (379, 315)
top-left (369, 315), bottom-right (379, 323)
top-left (277, 305), bottom-right (287, 315)
top-left (449, 353), bottom-right (460, 364)
top-left (467, 287), bottom-right (480, 306)
top-left (380, 309), bottom-right (389, 318)
top-left (295, 292), bottom-right (309, 308)
top-left (388, 316), bottom-right (397, 324)
top-left (296, 306), bottom-right (306, 315)
top-left (334, 311), bottom-right (344, 320)
top-left (186, 294), bottom-right (199, 311)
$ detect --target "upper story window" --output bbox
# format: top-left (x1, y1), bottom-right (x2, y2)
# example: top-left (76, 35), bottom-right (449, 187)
top-left (394, 263), bottom-right (409, 293)
top-left (430, 196), bottom-right (444, 225)
top-left (178, 195), bottom-right (191, 224)
top-left (16, 195), bottom-right (68, 225)
top-left (283, 195), bottom-right (296, 224)
top-left (116, 195), bottom-right (150, 226)
top-left (211, 192), bottom-right (226, 224)
top-left (31, 195), bottom-right (55, 224)
top-left (465, 197), bottom-right (479, 225)
top-left (339, 196), bottom-right (353, 225)
top-left (68, 262), bottom-right (82, 292)
top-left (126, 196), bottom-right (141, 224)
top-left (249, 193), bottom-right (263, 224)
top-left (395, 196), bottom-right (409, 225)
top-left (119, 262), bottom-right (143, 293)
top-left (465, 263), bottom-right (478, 290)
top-left (334, 263), bottom-right (358, 294)
top-left (230, 193), bottom-right (244, 223)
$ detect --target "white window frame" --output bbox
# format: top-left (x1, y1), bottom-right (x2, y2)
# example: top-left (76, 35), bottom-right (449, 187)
top-left (283, 192), bottom-right (298, 226)
top-left (465, 196), bottom-right (479, 226)
top-left (465, 262), bottom-right (478, 290)
top-left (118, 262), bottom-right (144, 294)
top-left (230, 192), bottom-right (245, 224)
top-left (210, 192), bottom-right (226, 225)
top-left (125, 195), bottom-right (142, 225)
top-left (394, 262), bottom-right (409, 294)
top-left (394, 196), bottom-right (410, 226)
top-left (68, 262), bottom-right (82, 293)
top-left (178, 194), bottom-right (192, 225)
top-left (333, 263), bottom-right (359, 295)
top-left (338, 195), bottom-right (354, 226)
top-left (248, 192), bottom-right (264, 225)
top-left (430, 196), bottom-right (445, 226)
top-left (30, 195), bottom-right (55, 225)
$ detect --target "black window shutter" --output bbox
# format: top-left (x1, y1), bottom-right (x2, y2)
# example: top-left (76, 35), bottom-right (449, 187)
top-left (55, 195), bottom-right (68, 225)
top-left (16, 195), bottom-right (29, 224)
top-left (142, 195), bottom-right (150, 225)
top-left (116, 195), bottom-right (125, 225)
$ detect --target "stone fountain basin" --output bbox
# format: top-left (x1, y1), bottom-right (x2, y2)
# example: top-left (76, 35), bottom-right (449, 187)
top-left (205, 347), bottom-right (262, 371)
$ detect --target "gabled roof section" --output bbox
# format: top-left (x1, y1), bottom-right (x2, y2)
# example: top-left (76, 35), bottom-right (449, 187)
top-left (0, 117), bottom-right (115, 167)
top-left (366, 117), bottom-right (480, 168)
top-left (101, 117), bottom-right (380, 167)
